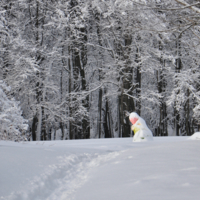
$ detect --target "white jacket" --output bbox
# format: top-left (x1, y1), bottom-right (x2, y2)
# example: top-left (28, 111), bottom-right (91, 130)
top-left (129, 112), bottom-right (153, 142)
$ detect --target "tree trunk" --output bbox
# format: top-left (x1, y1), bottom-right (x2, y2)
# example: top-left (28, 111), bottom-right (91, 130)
top-left (174, 34), bottom-right (182, 136)
top-left (117, 34), bottom-right (135, 137)
top-left (41, 106), bottom-right (47, 140)
top-left (68, 46), bottom-right (73, 140)
top-left (185, 89), bottom-right (191, 136)
top-left (135, 47), bottom-right (141, 116)
top-left (157, 38), bottom-right (168, 136)
top-left (96, 11), bottom-right (104, 139)
top-left (37, 106), bottom-right (42, 140)
top-left (97, 88), bottom-right (103, 138)
top-left (32, 115), bottom-right (38, 141)
top-left (104, 95), bottom-right (112, 138)
top-left (60, 53), bottom-right (64, 140)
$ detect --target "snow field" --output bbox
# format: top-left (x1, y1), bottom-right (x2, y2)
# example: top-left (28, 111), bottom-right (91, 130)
top-left (1, 135), bottom-right (200, 200)
top-left (75, 139), bottom-right (200, 200)
top-left (0, 139), bottom-right (125, 200)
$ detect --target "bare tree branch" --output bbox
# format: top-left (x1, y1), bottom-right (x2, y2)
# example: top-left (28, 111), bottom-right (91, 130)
top-left (175, 0), bottom-right (200, 13)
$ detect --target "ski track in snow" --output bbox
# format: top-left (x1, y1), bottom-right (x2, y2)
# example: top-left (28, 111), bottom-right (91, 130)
top-left (6, 151), bottom-right (120, 200)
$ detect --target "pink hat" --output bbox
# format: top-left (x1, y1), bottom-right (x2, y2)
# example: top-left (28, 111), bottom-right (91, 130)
top-left (129, 112), bottom-right (139, 125)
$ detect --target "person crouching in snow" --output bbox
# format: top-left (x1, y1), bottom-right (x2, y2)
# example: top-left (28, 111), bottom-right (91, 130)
top-left (129, 112), bottom-right (153, 142)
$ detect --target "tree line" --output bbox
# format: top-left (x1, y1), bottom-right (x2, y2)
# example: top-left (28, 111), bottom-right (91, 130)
top-left (1, 0), bottom-right (200, 141)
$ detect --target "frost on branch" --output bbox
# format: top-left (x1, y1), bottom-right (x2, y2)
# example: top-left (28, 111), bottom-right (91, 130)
top-left (0, 81), bottom-right (28, 141)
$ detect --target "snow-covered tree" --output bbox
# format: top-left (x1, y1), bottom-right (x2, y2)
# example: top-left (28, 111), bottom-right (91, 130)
top-left (1, 0), bottom-right (200, 140)
top-left (0, 81), bottom-right (28, 141)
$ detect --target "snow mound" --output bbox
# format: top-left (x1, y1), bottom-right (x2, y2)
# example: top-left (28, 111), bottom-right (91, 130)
top-left (189, 132), bottom-right (200, 140)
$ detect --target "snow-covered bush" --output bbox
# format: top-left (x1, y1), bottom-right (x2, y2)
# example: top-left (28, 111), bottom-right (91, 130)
top-left (0, 81), bottom-right (28, 141)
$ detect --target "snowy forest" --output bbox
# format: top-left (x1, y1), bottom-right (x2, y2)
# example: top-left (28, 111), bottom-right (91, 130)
top-left (1, 0), bottom-right (200, 141)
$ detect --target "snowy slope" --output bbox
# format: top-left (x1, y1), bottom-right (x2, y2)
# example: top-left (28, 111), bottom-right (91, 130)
top-left (0, 136), bottom-right (200, 200)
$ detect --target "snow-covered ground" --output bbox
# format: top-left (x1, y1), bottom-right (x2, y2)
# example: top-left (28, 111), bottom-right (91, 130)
top-left (1, 135), bottom-right (200, 200)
